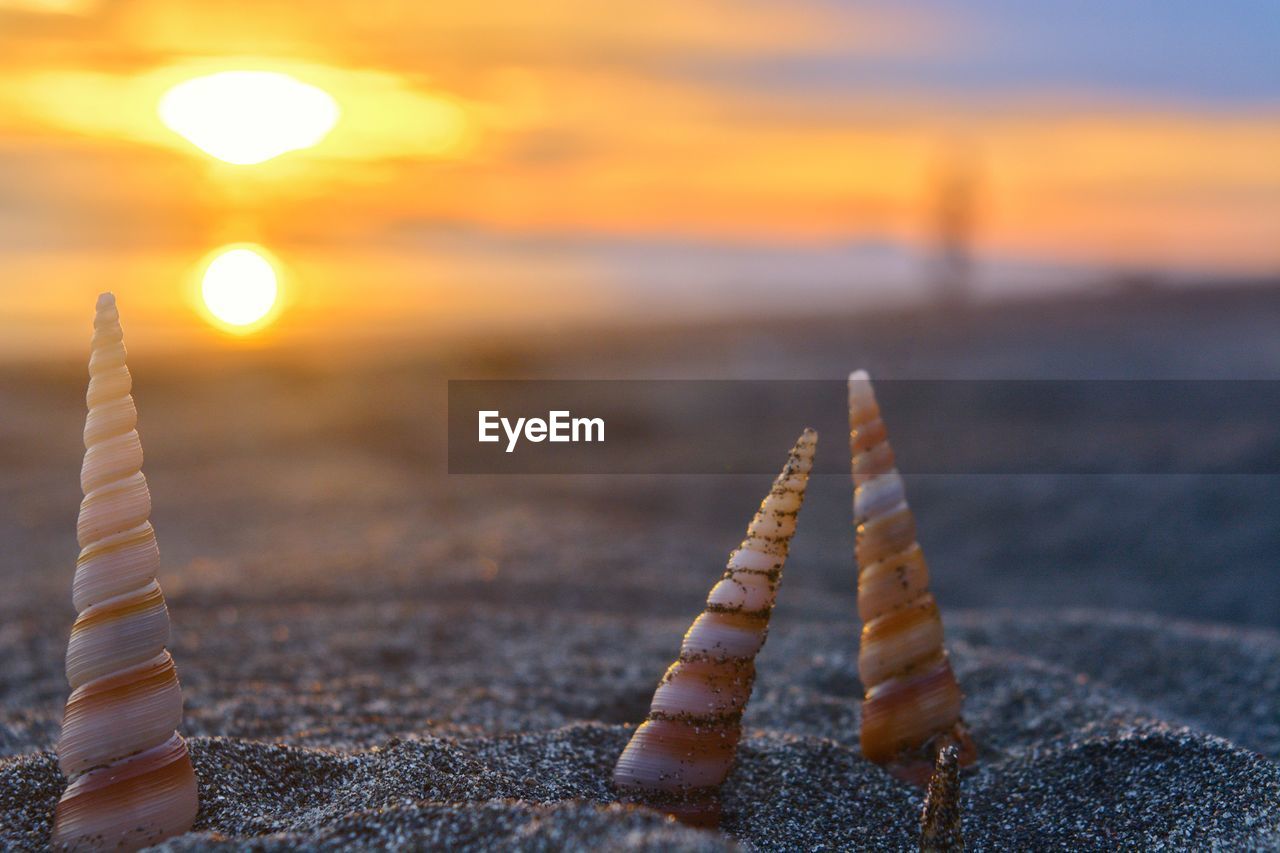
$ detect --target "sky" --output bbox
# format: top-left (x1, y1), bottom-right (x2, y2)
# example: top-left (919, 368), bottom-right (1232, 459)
top-left (0, 0), bottom-right (1277, 356)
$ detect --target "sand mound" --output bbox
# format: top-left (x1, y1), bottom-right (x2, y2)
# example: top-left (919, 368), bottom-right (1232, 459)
top-left (5, 608), bottom-right (1280, 850)
top-left (4, 719), bottom-right (1277, 850)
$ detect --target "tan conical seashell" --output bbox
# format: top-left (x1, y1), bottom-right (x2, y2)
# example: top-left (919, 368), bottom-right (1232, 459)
top-left (613, 429), bottom-right (817, 826)
top-left (849, 371), bottom-right (975, 785)
top-left (52, 294), bottom-right (198, 852)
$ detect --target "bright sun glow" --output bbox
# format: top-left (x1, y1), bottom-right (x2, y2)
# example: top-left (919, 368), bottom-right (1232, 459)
top-left (159, 71), bottom-right (339, 164)
top-left (200, 246), bottom-right (280, 333)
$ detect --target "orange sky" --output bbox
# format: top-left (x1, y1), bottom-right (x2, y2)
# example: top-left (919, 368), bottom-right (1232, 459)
top-left (0, 0), bottom-right (1277, 356)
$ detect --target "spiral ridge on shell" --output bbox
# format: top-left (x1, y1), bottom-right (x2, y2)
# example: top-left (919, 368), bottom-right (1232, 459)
top-left (849, 371), bottom-right (975, 784)
top-left (613, 429), bottom-right (817, 826)
top-left (52, 294), bottom-right (198, 851)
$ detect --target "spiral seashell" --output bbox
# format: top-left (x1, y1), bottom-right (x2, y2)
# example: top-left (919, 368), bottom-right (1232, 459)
top-left (849, 370), bottom-right (975, 785)
top-left (613, 429), bottom-right (817, 827)
top-left (920, 744), bottom-right (964, 852)
top-left (52, 294), bottom-right (198, 851)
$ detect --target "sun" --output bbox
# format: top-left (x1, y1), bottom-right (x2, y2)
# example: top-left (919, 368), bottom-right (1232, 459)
top-left (198, 245), bottom-right (281, 334)
top-left (158, 71), bottom-right (339, 165)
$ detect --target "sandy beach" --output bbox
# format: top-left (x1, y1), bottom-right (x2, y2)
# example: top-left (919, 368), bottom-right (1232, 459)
top-left (3, 287), bottom-right (1280, 849)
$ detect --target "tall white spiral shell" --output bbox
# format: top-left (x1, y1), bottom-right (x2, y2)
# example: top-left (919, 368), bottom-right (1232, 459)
top-left (613, 429), bottom-right (817, 826)
top-left (52, 294), bottom-right (198, 851)
top-left (849, 371), bottom-right (975, 785)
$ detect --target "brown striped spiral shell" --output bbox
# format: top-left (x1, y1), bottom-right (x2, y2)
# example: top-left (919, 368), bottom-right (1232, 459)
top-left (613, 429), bottom-right (817, 826)
top-left (849, 371), bottom-right (975, 785)
top-left (51, 294), bottom-right (198, 851)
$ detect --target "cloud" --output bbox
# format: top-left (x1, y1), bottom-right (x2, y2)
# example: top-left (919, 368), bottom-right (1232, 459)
top-left (0, 0), bottom-right (99, 14)
top-left (0, 0), bottom-right (1277, 358)
top-left (0, 0), bottom-right (903, 74)
top-left (0, 58), bottom-right (474, 163)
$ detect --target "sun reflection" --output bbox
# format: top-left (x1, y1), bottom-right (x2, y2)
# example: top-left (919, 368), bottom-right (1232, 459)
top-left (198, 245), bottom-right (281, 334)
top-left (158, 71), bottom-right (339, 165)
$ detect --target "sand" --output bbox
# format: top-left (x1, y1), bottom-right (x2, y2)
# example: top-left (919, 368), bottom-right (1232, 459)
top-left (3, 288), bottom-right (1280, 849)
top-left (4, 604), bottom-right (1279, 849)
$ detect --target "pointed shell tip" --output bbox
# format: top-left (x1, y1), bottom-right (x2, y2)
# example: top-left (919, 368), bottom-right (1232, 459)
top-left (96, 293), bottom-right (116, 310)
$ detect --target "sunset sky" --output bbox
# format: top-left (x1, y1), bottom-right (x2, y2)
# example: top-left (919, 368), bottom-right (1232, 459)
top-left (0, 1), bottom-right (1277, 356)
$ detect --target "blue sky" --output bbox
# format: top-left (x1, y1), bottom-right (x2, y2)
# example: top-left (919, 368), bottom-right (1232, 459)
top-left (698, 1), bottom-right (1280, 105)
